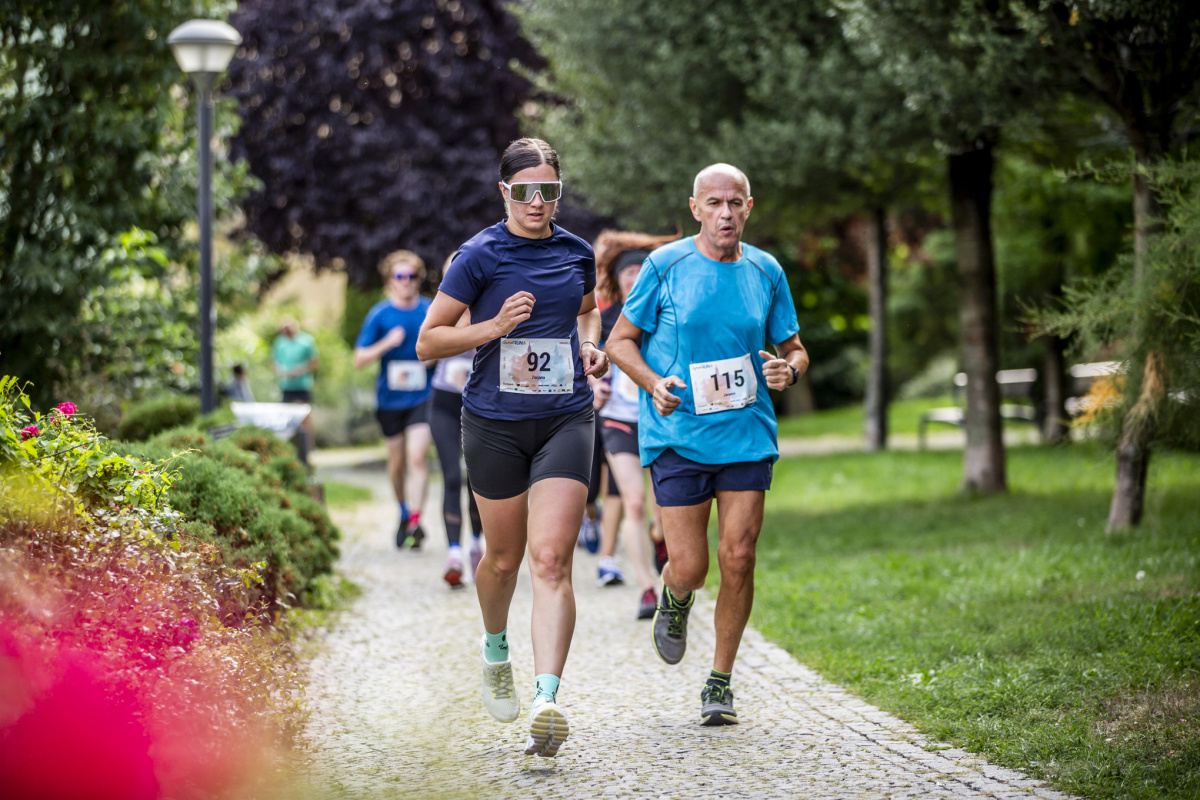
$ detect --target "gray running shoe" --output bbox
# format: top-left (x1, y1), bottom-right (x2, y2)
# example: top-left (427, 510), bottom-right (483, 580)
top-left (700, 683), bottom-right (738, 726)
top-left (651, 587), bottom-right (693, 665)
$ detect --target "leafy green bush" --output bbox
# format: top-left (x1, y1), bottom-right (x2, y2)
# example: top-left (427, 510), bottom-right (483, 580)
top-left (114, 425), bottom-right (340, 608)
top-left (115, 393), bottom-right (200, 442)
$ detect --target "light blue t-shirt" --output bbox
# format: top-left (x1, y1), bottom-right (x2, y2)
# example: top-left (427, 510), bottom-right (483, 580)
top-left (620, 237), bottom-right (800, 467)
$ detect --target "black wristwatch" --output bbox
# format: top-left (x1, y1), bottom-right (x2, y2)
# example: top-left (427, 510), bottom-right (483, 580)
top-left (787, 364), bottom-right (800, 386)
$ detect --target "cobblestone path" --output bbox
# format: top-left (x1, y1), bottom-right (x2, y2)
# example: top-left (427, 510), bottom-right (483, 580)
top-left (301, 464), bottom-right (1076, 800)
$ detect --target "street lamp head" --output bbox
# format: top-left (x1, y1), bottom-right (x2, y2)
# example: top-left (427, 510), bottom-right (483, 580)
top-left (167, 19), bottom-right (241, 85)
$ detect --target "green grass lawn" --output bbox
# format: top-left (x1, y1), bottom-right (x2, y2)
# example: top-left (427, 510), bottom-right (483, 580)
top-left (323, 479), bottom-right (373, 508)
top-left (775, 396), bottom-right (1038, 439)
top-left (743, 444), bottom-right (1199, 800)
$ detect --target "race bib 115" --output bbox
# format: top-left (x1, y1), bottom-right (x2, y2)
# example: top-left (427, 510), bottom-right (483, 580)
top-left (689, 353), bottom-right (757, 415)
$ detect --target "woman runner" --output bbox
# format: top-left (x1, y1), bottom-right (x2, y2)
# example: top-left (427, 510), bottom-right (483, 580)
top-left (416, 138), bottom-right (608, 758)
top-left (428, 344), bottom-right (485, 586)
top-left (592, 230), bottom-right (678, 619)
top-left (428, 254), bottom-right (485, 587)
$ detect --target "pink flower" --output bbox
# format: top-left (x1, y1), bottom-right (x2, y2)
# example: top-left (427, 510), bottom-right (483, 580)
top-left (20, 426), bottom-right (39, 440)
top-left (56, 402), bottom-right (77, 416)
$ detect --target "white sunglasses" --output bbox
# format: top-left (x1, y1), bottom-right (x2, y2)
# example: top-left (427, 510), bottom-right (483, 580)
top-left (502, 181), bottom-right (563, 203)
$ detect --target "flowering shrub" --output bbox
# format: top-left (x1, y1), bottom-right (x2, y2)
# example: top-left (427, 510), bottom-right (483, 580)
top-left (0, 377), bottom-right (306, 798)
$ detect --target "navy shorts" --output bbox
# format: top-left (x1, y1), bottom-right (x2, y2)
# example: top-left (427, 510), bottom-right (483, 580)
top-left (649, 448), bottom-right (773, 507)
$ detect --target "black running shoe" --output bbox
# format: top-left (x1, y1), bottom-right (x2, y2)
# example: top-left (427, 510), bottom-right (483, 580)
top-left (395, 521), bottom-right (407, 549)
top-left (700, 683), bottom-right (738, 726)
top-left (407, 523), bottom-right (425, 550)
top-left (652, 587), bottom-right (692, 665)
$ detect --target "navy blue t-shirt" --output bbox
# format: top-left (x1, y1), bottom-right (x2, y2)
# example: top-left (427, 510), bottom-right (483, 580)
top-left (355, 296), bottom-right (434, 410)
top-left (439, 221), bottom-right (596, 421)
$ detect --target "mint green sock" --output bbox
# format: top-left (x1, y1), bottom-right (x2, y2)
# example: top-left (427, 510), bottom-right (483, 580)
top-left (534, 674), bottom-right (560, 703)
top-left (484, 628), bottom-right (509, 663)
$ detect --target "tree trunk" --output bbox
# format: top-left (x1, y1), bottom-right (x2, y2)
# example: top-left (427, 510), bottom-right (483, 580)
top-left (1107, 158), bottom-right (1163, 531)
top-left (949, 141), bottom-right (1006, 493)
top-left (783, 372), bottom-right (816, 416)
top-left (864, 206), bottom-right (889, 451)
top-left (1042, 331), bottom-right (1069, 444)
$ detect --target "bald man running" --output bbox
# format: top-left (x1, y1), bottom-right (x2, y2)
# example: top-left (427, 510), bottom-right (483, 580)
top-left (606, 164), bottom-right (809, 726)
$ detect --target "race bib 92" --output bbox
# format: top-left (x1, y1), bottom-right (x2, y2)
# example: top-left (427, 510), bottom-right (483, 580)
top-left (499, 338), bottom-right (574, 394)
top-left (387, 360), bottom-right (428, 392)
top-left (689, 353), bottom-right (757, 415)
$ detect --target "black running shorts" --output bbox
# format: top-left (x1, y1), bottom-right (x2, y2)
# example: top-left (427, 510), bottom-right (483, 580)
top-left (461, 406), bottom-right (595, 500)
top-left (600, 418), bottom-right (639, 456)
top-left (376, 402), bottom-right (430, 438)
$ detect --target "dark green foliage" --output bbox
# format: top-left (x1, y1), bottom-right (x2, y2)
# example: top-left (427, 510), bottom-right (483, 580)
top-left (524, 0), bottom-right (930, 236)
top-left (115, 394), bottom-right (201, 442)
top-left (1, 1), bottom-right (194, 406)
top-left (341, 283), bottom-right (383, 349)
top-left (1034, 160), bottom-right (1200, 451)
top-left (227, 425), bottom-right (299, 464)
top-left (116, 426), bottom-right (339, 607)
top-left (0, 1), bottom-right (274, 411)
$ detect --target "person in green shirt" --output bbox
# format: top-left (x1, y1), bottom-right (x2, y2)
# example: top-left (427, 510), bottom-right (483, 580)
top-left (272, 317), bottom-right (319, 444)
top-left (272, 318), bottom-right (319, 399)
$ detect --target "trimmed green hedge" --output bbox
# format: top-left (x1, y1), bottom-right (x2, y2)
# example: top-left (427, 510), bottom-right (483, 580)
top-left (116, 393), bottom-right (200, 442)
top-left (113, 425), bottom-right (339, 607)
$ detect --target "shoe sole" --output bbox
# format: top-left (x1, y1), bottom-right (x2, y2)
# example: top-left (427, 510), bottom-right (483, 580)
top-left (596, 575), bottom-right (624, 587)
top-left (444, 568), bottom-right (463, 587)
top-left (524, 703), bottom-right (569, 757)
top-left (700, 709), bottom-right (739, 726)
top-left (637, 606), bottom-right (656, 620)
top-left (651, 606), bottom-right (685, 665)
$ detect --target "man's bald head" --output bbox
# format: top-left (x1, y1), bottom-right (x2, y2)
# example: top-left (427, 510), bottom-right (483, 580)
top-left (692, 163), bottom-right (751, 200)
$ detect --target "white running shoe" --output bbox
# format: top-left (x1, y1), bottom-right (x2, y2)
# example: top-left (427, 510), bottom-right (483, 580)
top-left (479, 636), bottom-right (519, 723)
top-left (523, 696), bottom-right (569, 757)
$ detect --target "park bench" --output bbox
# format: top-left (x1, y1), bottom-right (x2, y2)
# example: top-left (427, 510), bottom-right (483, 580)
top-left (917, 368), bottom-right (1039, 449)
top-left (1065, 360), bottom-right (1121, 416)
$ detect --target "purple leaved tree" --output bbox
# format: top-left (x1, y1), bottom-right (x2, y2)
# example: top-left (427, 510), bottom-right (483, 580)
top-left (226, 0), bottom-right (606, 288)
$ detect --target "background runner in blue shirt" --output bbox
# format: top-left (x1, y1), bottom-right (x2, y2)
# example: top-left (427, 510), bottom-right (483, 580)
top-left (354, 250), bottom-right (435, 551)
top-left (607, 163), bottom-right (809, 729)
top-left (416, 138), bottom-right (609, 759)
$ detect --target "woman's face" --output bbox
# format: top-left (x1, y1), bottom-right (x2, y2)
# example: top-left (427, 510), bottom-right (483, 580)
top-left (501, 163), bottom-right (559, 240)
top-left (618, 262), bottom-right (642, 300)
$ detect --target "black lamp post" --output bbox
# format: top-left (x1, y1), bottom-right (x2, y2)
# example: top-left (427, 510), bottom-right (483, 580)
top-left (167, 20), bottom-right (242, 414)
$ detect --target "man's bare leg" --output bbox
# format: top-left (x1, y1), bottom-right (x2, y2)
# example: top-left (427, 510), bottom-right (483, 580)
top-left (711, 490), bottom-right (764, 673)
top-left (659, 499), bottom-right (713, 597)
